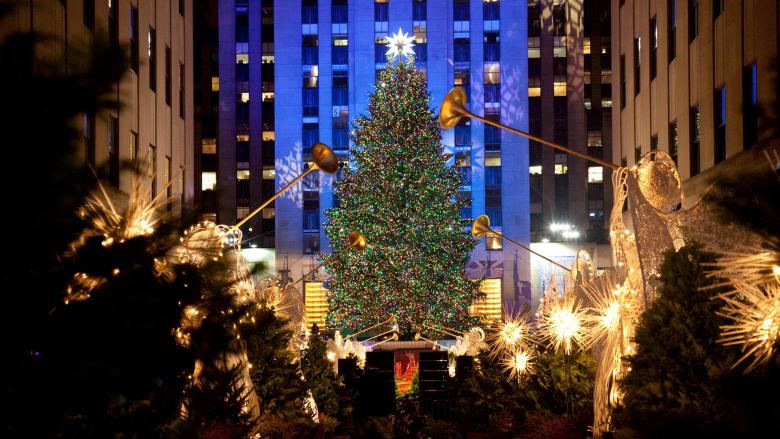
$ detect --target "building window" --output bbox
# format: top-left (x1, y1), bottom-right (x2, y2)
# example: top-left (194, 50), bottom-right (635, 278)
top-left (148, 144), bottom-right (157, 198)
top-left (619, 54), bottom-right (626, 109)
top-left (484, 113), bottom-right (501, 151)
top-left (485, 233), bottom-right (503, 251)
top-left (302, 36), bottom-right (318, 66)
top-left (633, 36), bottom-right (641, 95)
top-left (108, 0), bottom-right (118, 44)
top-left (303, 123), bottom-right (319, 151)
top-left (165, 46), bottom-right (172, 106)
top-left (130, 131), bottom-right (139, 162)
top-left (528, 3), bottom-right (540, 38)
top-left (485, 156), bottom-right (501, 186)
top-left (83, 0), bottom-right (94, 30)
top-left (201, 172), bottom-right (216, 191)
top-left (130, 5), bottom-right (139, 72)
top-left (303, 210), bottom-right (320, 231)
top-left (332, 0), bottom-right (348, 24)
top-left (413, 0), bottom-right (427, 21)
top-left (303, 233), bottom-right (320, 254)
top-left (484, 63), bottom-right (500, 84)
top-left (179, 63), bottom-right (185, 118)
top-left (148, 27), bottom-right (157, 92)
top-left (552, 1), bottom-right (566, 36)
top-left (454, 37), bottom-right (470, 63)
top-left (743, 63), bottom-right (758, 148)
top-left (689, 0), bottom-right (699, 43)
top-left (715, 86), bottom-right (726, 163)
top-left (650, 17), bottom-right (657, 80)
top-left (484, 33), bottom-right (499, 63)
top-left (668, 0), bottom-right (676, 61)
top-left (669, 120), bottom-right (678, 165)
top-left (332, 37), bottom-right (348, 66)
top-left (108, 116), bottom-right (119, 187)
top-left (650, 133), bottom-right (658, 151)
top-left (375, 0), bottom-right (388, 22)
top-left (454, 120), bottom-right (471, 146)
top-left (303, 88), bottom-right (318, 117)
top-left (302, 0), bottom-right (318, 24)
top-left (713, 0), bottom-right (724, 19)
top-left (84, 112), bottom-right (95, 167)
top-left (588, 166), bottom-right (603, 183)
top-left (690, 105), bottom-right (701, 176)
top-left (454, 0), bottom-right (469, 21)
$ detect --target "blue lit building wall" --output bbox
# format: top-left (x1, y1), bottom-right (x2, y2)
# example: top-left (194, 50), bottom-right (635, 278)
top-left (274, 0), bottom-right (529, 310)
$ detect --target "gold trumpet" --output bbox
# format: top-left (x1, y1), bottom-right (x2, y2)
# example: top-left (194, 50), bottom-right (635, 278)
top-left (413, 332), bottom-right (447, 350)
top-left (347, 315), bottom-right (398, 340)
top-left (421, 322), bottom-right (466, 338)
top-left (440, 87), bottom-right (620, 170)
top-left (234, 143), bottom-right (340, 229)
top-left (472, 214), bottom-right (571, 272)
top-left (283, 231), bottom-right (367, 288)
top-left (366, 332), bottom-right (400, 349)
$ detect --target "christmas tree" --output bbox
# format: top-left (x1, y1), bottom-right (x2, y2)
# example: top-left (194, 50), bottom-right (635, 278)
top-left (323, 52), bottom-right (482, 336)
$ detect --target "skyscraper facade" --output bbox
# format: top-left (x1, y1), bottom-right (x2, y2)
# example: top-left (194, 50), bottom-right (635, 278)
top-left (274, 0), bottom-right (529, 316)
top-left (612, 0), bottom-right (778, 189)
top-left (2, 0), bottom-right (195, 209)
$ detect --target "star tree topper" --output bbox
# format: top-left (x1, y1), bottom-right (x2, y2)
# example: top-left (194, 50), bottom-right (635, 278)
top-left (385, 28), bottom-right (416, 60)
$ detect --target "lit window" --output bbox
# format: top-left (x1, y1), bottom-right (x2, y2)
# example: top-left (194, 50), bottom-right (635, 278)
top-left (262, 167), bottom-right (276, 180)
top-left (484, 62), bottom-right (500, 84)
top-left (237, 134), bottom-right (250, 142)
top-left (469, 278), bottom-right (502, 321)
top-left (485, 156), bottom-right (501, 167)
top-left (583, 37), bottom-right (591, 54)
top-left (263, 131), bottom-right (275, 141)
top-left (529, 165), bottom-right (542, 175)
top-left (553, 82), bottom-right (567, 96)
top-left (237, 207), bottom-right (250, 220)
top-left (202, 138), bottom-right (216, 154)
top-left (262, 208), bottom-right (275, 219)
top-left (201, 172), bottom-right (216, 191)
top-left (486, 232), bottom-right (503, 250)
top-left (211, 76), bottom-right (219, 91)
top-left (304, 281), bottom-right (327, 328)
top-left (237, 170), bottom-right (250, 180)
top-left (240, 92), bottom-right (249, 103)
top-left (236, 53), bottom-right (248, 64)
top-left (554, 164), bottom-right (568, 174)
top-left (588, 166), bottom-right (603, 183)
top-left (528, 87), bottom-right (541, 97)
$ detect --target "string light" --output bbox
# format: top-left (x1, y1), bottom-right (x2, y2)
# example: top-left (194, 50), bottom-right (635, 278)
top-left (322, 57), bottom-right (482, 335)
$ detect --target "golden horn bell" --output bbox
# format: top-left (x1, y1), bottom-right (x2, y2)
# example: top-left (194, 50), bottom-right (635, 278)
top-left (471, 214), bottom-right (492, 239)
top-left (439, 86), bottom-right (469, 130)
top-left (312, 143), bottom-right (340, 174)
top-left (414, 332), bottom-right (422, 341)
top-left (347, 231), bottom-right (367, 252)
top-left (390, 333), bottom-right (399, 341)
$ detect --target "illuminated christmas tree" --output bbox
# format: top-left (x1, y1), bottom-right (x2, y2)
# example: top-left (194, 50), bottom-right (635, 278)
top-left (323, 51), bottom-right (481, 336)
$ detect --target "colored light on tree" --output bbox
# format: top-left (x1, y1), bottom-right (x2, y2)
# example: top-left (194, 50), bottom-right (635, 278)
top-left (323, 58), bottom-right (481, 335)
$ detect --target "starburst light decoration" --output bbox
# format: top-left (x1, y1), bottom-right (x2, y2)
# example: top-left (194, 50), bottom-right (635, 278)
top-left (717, 280), bottom-right (780, 371)
top-left (502, 349), bottom-right (534, 382)
top-left (541, 295), bottom-right (587, 355)
top-left (385, 28), bottom-right (415, 60)
top-left (487, 313), bottom-right (533, 359)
